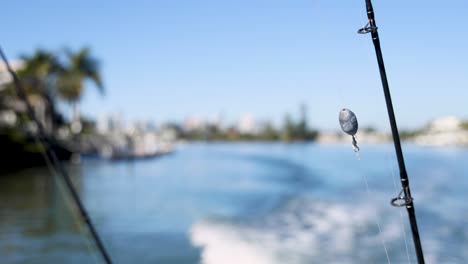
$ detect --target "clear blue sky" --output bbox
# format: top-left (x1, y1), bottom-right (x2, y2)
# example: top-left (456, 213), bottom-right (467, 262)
top-left (3, 0), bottom-right (467, 130)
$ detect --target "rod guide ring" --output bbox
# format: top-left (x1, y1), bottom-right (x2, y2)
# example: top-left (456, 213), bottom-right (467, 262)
top-left (357, 22), bottom-right (378, 34)
top-left (390, 187), bottom-right (413, 207)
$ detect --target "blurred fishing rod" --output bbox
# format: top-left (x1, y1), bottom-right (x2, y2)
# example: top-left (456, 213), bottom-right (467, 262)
top-left (0, 46), bottom-right (113, 264)
top-left (357, 0), bottom-right (425, 263)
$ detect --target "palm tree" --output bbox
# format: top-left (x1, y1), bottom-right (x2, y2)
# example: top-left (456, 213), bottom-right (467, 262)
top-left (56, 47), bottom-right (103, 132)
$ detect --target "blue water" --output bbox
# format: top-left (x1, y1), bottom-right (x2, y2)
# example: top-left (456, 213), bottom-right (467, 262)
top-left (1, 143), bottom-right (467, 263)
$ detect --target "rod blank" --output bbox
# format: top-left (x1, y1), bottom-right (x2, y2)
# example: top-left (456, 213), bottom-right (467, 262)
top-left (360, 1), bottom-right (425, 263)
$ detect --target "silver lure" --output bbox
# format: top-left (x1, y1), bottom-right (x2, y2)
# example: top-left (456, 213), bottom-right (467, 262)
top-left (339, 108), bottom-right (360, 152)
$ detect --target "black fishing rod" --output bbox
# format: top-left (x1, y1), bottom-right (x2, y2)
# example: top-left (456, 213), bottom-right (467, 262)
top-left (357, 0), bottom-right (425, 263)
top-left (0, 46), bottom-right (113, 264)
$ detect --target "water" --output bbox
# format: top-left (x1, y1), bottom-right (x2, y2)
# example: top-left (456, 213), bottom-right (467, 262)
top-left (1, 143), bottom-right (468, 263)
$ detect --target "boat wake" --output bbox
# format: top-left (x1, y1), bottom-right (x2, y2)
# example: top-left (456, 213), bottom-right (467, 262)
top-left (190, 197), bottom-right (410, 264)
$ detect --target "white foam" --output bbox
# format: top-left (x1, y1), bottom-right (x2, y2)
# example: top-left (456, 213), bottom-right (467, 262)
top-left (191, 221), bottom-right (277, 264)
top-left (190, 198), bottom-right (408, 264)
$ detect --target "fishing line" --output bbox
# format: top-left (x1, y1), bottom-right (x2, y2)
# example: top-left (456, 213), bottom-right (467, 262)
top-left (0, 46), bottom-right (113, 264)
top-left (357, 153), bottom-right (392, 263)
top-left (339, 111), bottom-right (391, 263)
top-left (333, 38), bottom-right (392, 264)
top-left (387, 151), bottom-right (412, 263)
top-left (310, 2), bottom-right (391, 261)
top-left (358, 9), bottom-right (375, 61)
top-left (322, 3), bottom-right (394, 261)
top-left (338, 111), bottom-right (390, 262)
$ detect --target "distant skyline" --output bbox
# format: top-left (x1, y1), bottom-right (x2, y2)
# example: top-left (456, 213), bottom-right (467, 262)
top-left (3, 0), bottom-right (467, 131)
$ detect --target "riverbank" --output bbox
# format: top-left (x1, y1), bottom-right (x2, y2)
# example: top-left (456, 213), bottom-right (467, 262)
top-left (0, 129), bottom-right (72, 174)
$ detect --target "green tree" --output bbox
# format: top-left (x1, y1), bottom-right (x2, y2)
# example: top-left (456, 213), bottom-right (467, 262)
top-left (297, 103), bottom-right (308, 139)
top-left (281, 114), bottom-right (295, 141)
top-left (56, 47), bottom-right (103, 131)
top-left (11, 50), bottom-right (62, 133)
top-left (460, 121), bottom-right (468, 131)
top-left (362, 126), bottom-right (377, 133)
top-left (258, 121), bottom-right (279, 140)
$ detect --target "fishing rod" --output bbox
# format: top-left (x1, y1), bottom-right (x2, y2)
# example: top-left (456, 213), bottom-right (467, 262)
top-left (0, 46), bottom-right (113, 264)
top-left (357, 0), bottom-right (425, 263)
